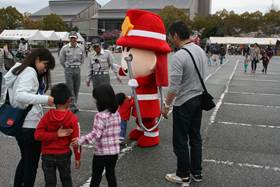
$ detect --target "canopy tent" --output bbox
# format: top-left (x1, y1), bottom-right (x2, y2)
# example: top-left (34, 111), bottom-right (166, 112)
top-left (56, 32), bottom-right (68, 41)
top-left (56, 31), bottom-right (85, 42)
top-left (0, 30), bottom-right (85, 42)
top-left (40, 30), bottom-right (60, 41)
top-left (209, 37), bottom-right (280, 45)
top-left (0, 29), bottom-right (47, 41)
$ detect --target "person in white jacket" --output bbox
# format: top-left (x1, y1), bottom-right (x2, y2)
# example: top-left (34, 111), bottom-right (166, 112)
top-left (4, 48), bottom-right (56, 187)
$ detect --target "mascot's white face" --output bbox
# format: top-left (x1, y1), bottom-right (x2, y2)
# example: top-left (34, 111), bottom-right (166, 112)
top-left (121, 47), bottom-right (156, 78)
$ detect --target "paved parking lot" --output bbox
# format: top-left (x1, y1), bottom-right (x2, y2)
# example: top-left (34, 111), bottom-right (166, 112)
top-left (1, 53), bottom-right (280, 186)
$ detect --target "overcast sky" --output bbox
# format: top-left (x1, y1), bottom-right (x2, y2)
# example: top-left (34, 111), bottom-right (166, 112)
top-left (1, 0), bottom-right (280, 14)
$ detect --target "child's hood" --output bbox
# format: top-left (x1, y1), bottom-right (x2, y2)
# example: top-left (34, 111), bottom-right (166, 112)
top-left (47, 109), bottom-right (74, 127)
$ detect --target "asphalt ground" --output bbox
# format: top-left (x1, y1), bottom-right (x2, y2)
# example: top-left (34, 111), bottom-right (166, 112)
top-left (1, 53), bottom-right (280, 187)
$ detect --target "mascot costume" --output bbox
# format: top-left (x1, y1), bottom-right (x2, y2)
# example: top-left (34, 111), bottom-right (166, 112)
top-left (116, 9), bottom-right (171, 147)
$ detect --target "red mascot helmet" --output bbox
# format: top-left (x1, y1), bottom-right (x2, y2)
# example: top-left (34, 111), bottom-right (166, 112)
top-left (117, 9), bottom-right (171, 86)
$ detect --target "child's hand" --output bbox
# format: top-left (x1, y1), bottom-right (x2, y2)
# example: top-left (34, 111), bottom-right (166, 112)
top-left (48, 96), bottom-right (54, 106)
top-left (75, 160), bottom-right (81, 169)
top-left (71, 137), bottom-right (79, 146)
top-left (57, 126), bottom-right (73, 137)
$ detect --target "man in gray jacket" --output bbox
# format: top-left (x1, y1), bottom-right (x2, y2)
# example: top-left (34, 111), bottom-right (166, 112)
top-left (162, 21), bottom-right (207, 186)
top-left (60, 31), bottom-right (85, 113)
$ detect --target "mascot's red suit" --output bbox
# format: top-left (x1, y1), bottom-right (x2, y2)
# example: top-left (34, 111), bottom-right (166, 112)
top-left (116, 9), bottom-right (171, 147)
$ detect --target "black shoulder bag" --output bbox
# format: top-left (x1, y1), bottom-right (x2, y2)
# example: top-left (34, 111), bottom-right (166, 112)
top-left (181, 48), bottom-right (216, 111)
top-left (3, 50), bottom-right (15, 71)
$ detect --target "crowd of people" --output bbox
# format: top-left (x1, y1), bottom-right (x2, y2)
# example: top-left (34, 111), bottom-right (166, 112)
top-left (0, 19), bottom-right (207, 187)
top-left (0, 18), bottom-right (277, 187)
top-left (205, 42), bottom-right (274, 74)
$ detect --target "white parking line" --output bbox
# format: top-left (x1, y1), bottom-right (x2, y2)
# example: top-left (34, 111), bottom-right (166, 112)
top-left (204, 159), bottom-right (280, 172)
top-left (209, 60), bottom-right (239, 124)
top-left (228, 91), bottom-right (280, 97)
top-left (80, 142), bottom-right (136, 187)
top-left (246, 72), bottom-right (280, 76)
top-left (205, 58), bottom-right (229, 81)
top-left (217, 121), bottom-right (280, 129)
top-left (223, 102), bottom-right (280, 109)
top-left (234, 78), bottom-right (280, 82)
top-left (78, 56), bottom-right (230, 187)
top-left (0, 133), bottom-right (14, 139)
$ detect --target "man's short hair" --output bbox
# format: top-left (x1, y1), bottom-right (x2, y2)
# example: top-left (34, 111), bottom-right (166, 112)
top-left (51, 83), bottom-right (72, 105)
top-left (168, 21), bottom-right (190, 40)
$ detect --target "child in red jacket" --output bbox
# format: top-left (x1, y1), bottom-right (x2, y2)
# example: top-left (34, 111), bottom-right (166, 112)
top-left (35, 83), bottom-right (81, 187)
top-left (116, 92), bottom-right (133, 143)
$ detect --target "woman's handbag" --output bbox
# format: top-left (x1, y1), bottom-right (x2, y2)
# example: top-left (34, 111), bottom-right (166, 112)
top-left (0, 91), bottom-right (33, 136)
top-left (181, 48), bottom-right (216, 111)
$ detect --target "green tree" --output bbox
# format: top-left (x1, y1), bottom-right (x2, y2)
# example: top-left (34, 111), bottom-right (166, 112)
top-left (222, 11), bottom-right (242, 36)
top-left (159, 5), bottom-right (191, 30)
top-left (0, 6), bottom-right (23, 31)
top-left (70, 26), bottom-right (79, 32)
top-left (262, 10), bottom-right (280, 35)
top-left (193, 14), bottom-right (223, 38)
top-left (22, 16), bottom-right (41, 29)
top-left (41, 14), bottom-right (68, 31)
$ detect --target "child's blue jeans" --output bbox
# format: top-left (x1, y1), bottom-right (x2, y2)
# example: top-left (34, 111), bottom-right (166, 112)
top-left (120, 120), bottom-right (127, 139)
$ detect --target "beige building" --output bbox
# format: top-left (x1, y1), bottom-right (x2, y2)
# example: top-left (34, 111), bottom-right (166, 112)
top-left (93, 0), bottom-right (211, 36)
top-left (30, 0), bottom-right (100, 37)
top-left (31, 0), bottom-right (211, 38)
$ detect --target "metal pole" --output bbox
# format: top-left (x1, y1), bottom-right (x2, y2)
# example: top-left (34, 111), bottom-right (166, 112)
top-left (124, 54), bottom-right (161, 132)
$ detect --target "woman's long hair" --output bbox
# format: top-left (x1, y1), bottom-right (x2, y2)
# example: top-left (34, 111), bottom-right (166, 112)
top-left (12, 48), bottom-right (55, 92)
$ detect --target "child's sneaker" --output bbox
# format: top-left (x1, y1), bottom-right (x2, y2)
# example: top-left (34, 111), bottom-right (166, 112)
top-left (165, 173), bottom-right (190, 186)
top-left (191, 174), bottom-right (203, 182)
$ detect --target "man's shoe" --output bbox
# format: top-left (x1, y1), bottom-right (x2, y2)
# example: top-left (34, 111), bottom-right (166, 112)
top-left (191, 174), bottom-right (203, 182)
top-left (165, 173), bottom-right (190, 186)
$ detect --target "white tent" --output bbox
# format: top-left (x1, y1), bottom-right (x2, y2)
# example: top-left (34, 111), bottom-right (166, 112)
top-left (40, 30), bottom-right (60, 41)
top-left (0, 30), bottom-right (85, 42)
top-left (209, 37), bottom-right (280, 45)
top-left (56, 31), bottom-right (85, 42)
top-left (0, 29), bottom-right (47, 41)
top-left (56, 32), bottom-right (68, 41)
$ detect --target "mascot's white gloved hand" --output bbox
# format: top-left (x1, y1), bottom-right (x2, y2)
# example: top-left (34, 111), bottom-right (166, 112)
top-left (128, 79), bottom-right (138, 88)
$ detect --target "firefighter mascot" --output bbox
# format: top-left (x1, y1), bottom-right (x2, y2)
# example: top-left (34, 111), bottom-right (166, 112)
top-left (116, 9), bottom-right (171, 147)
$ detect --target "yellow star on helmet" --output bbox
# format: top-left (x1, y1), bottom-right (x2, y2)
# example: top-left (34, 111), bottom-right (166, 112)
top-left (121, 16), bottom-right (134, 36)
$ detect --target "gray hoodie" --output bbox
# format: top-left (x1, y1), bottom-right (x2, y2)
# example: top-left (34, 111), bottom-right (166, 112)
top-left (4, 63), bottom-right (49, 128)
